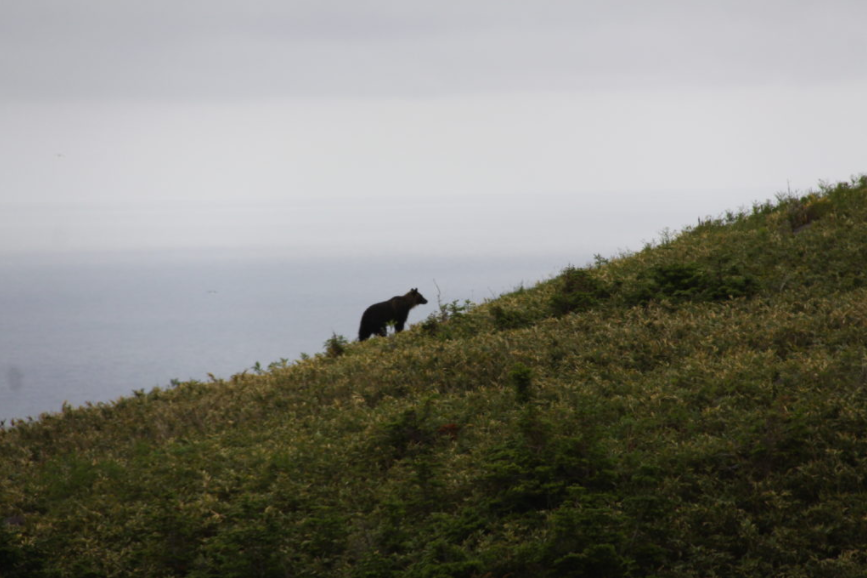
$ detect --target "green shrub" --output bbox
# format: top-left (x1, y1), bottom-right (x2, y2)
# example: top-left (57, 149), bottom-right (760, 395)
top-left (625, 261), bottom-right (757, 305)
top-left (420, 299), bottom-right (474, 338)
top-left (509, 363), bottom-right (533, 405)
top-left (549, 266), bottom-right (610, 316)
top-left (325, 332), bottom-right (349, 358)
top-left (0, 523), bottom-right (46, 578)
top-left (490, 304), bottom-right (533, 330)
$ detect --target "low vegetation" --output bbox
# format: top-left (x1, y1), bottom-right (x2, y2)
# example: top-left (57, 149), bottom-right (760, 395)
top-left (3, 177), bottom-right (867, 577)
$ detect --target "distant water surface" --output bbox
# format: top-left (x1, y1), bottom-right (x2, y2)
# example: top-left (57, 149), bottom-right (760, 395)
top-left (0, 249), bottom-right (585, 423)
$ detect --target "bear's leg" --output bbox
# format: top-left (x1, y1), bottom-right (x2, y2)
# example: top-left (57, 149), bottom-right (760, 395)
top-left (394, 311), bottom-right (409, 333)
top-left (359, 315), bottom-right (373, 341)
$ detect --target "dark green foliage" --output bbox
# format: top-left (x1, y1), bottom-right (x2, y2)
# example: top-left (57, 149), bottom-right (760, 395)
top-left (510, 363), bottom-right (533, 404)
top-left (419, 314), bottom-right (441, 336)
top-left (490, 304), bottom-right (533, 330)
top-left (626, 261), bottom-right (757, 305)
top-left (463, 423), bottom-right (639, 578)
top-left (0, 523), bottom-right (45, 578)
top-left (419, 299), bottom-right (474, 338)
top-left (481, 433), bottom-right (614, 515)
top-left (325, 332), bottom-right (349, 358)
top-left (784, 192), bottom-right (833, 231)
top-left (543, 514), bottom-right (626, 578)
top-left (375, 407), bottom-right (439, 464)
top-left (549, 266), bottom-right (610, 316)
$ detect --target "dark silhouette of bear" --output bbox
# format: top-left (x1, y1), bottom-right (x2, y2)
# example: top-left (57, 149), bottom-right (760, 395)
top-left (359, 288), bottom-right (429, 341)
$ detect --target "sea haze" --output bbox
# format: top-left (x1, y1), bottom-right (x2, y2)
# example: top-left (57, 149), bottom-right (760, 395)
top-left (0, 249), bottom-right (584, 423)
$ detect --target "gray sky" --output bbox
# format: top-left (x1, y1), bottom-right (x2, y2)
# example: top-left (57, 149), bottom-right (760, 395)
top-left (2, 0), bottom-right (865, 258)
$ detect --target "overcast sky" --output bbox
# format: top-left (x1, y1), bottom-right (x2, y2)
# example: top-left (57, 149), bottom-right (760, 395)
top-left (1, 0), bottom-right (865, 258)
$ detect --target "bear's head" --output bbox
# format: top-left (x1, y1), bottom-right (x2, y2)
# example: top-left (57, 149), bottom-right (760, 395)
top-left (409, 288), bottom-right (428, 305)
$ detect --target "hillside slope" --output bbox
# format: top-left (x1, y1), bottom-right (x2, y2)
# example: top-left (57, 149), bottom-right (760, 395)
top-left (3, 177), bottom-right (867, 577)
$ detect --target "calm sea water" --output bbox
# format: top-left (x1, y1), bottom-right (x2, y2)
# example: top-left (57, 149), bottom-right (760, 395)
top-left (0, 249), bottom-right (584, 423)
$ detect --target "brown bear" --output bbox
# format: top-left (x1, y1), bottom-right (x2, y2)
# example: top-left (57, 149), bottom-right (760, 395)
top-left (358, 288), bottom-right (429, 341)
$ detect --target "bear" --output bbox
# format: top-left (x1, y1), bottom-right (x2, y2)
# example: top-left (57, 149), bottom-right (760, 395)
top-left (358, 288), bottom-right (429, 341)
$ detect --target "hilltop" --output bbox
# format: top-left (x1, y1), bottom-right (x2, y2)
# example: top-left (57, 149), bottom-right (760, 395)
top-left (2, 176), bottom-right (867, 577)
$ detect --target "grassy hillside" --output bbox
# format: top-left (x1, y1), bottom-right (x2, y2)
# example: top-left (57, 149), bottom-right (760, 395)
top-left (3, 176), bottom-right (867, 577)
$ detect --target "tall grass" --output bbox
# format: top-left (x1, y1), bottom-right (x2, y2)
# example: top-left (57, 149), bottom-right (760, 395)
top-left (2, 176), bottom-right (867, 577)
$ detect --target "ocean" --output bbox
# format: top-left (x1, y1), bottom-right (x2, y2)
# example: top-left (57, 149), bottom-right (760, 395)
top-left (0, 249), bottom-right (584, 424)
